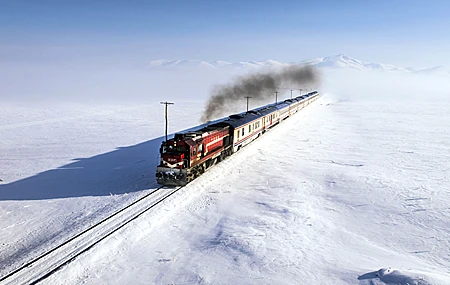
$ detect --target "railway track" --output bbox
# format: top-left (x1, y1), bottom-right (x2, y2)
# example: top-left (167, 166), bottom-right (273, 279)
top-left (0, 185), bottom-right (183, 285)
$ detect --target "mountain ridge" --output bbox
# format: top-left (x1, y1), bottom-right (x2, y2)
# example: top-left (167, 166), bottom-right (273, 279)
top-left (149, 54), bottom-right (450, 76)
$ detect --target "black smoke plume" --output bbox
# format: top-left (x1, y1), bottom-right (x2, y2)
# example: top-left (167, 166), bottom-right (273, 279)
top-left (201, 65), bottom-right (320, 122)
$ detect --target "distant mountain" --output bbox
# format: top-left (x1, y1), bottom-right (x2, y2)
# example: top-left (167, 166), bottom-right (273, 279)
top-left (148, 55), bottom-right (449, 76)
top-left (148, 59), bottom-right (289, 69)
top-left (302, 54), bottom-right (410, 72)
top-left (149, 59), bottom-right (216, 68)
top-left (210, 60), bottom-right (232, 67)
top-left (413, 65), bottom-right (450, 76)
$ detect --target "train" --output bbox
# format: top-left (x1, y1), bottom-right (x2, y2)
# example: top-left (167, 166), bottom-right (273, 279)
top-left (156, 91), bottom-right (320, 186)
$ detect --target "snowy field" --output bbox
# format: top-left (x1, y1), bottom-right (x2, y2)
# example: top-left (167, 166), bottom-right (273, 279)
top-left (1, 68), bottom-right (450, 284)
top-left (0, 101), bottom-right (204, 275)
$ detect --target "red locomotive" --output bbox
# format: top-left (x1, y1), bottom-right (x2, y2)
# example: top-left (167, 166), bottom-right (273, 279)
top-left (156, 122), bottom-right (233, 185)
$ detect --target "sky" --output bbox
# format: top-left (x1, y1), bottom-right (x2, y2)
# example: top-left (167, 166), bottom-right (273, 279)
top-left (1, 0), bottom-right (450, 68)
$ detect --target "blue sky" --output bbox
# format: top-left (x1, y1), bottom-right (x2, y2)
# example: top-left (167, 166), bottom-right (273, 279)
top-left (1, 0), bottom-right (450, 67)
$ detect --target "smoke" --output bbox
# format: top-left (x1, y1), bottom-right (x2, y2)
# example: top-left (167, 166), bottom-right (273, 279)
top-left (200, 65), bottom-right (321, 122)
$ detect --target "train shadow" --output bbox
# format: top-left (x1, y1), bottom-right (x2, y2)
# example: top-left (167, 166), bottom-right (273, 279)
top-left (0, 137), bottom-right (162, 200)
top-left (0, 118), bottom-right (225, 201)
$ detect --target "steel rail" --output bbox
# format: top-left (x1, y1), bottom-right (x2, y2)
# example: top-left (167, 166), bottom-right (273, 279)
top-left (0, 185), bottom-right (182, 285)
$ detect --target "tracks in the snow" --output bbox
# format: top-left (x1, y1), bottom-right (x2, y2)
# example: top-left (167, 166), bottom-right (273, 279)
top-left (0, 185), bottom-right (182, 285)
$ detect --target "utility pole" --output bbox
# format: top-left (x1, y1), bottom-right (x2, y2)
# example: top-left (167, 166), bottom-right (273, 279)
top-left (244, 96), bottom-right (252, 112)
top-left (275, 91), bottom-right (278, 104)
top-left (290, 90), bottom-right (293, 99)
top-left (299, 88), bottom-right (303, 96)
top-left (160, 101), bottom-right (174, 144)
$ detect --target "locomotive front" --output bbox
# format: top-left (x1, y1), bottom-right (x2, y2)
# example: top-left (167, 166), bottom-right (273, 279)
top-left (156, 134), bottom-right (190, 186)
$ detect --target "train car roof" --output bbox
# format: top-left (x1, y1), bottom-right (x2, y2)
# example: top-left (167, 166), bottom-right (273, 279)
top-left (254, 105), bottom-right (278, 116)
top-left (224, 111), bottom-right (263, 128)
top-left (274, 102), bottom-right (290, 110)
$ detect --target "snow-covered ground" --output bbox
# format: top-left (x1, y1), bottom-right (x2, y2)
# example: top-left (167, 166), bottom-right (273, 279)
top-left (1, 64), bottom-right (450, 284)
top-left (0, 101), bottom-right (204, 277)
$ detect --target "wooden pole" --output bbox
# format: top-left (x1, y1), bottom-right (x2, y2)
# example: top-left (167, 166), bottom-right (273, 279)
top-left (160, 101), bottom-right (174, 143)
top-left (244, 96), bottom-right (252, 111)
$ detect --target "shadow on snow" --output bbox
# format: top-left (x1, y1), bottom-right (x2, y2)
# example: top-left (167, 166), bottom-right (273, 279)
top-left (0, 137), bottom-right (164, 201)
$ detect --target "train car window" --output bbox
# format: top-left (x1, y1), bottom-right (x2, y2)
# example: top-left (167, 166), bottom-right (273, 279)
top-left (237, 130), bottom-right (239, 139)
top-left (249, 125), bottom-right (251, 132)
top-left (193, 147), bottom-right (197, 155)
top-left (242, 128), bottom-right (244, 136)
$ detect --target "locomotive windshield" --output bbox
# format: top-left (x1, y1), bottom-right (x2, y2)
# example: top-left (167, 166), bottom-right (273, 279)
top-left (167, 145), bottom-right (186, 152)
